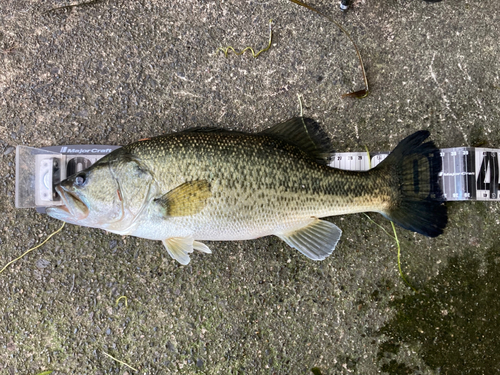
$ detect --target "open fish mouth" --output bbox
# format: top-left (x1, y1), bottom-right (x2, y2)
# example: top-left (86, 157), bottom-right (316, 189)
top-left (46, 185), bottom-right (89, 221)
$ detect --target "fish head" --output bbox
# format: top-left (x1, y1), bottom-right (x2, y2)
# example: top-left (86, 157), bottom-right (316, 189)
top-left (46, 161), bottom-right (125, 229)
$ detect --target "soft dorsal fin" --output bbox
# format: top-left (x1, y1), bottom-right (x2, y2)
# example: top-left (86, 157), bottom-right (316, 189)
top-left (261, 117), bottom-right (333, 164)
top-left (155, 180), bottom-right (212, 217)
top-left (180, 127), bottom-right (228, 133)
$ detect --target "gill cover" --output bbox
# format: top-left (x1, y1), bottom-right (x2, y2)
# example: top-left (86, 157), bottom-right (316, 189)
top-left (108, 155), bottom-right (153, 230)
top-left (46, 161), bottom-right (122, 228)
top-left (47, 153), bottom-right (153, 233)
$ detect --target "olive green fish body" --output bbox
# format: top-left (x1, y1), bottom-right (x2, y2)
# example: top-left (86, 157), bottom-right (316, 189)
top-left (47, 118), bottom-right (447, 265)
top-left (115, 131), bottom-right (389, 240)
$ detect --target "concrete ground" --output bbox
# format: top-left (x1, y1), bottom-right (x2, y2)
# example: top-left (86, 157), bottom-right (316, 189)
top-left (1, 0), bottom-right (499, 373)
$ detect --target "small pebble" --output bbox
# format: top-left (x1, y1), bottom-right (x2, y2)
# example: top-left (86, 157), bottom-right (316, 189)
top-left (3, 147), bottom-right (14, 156)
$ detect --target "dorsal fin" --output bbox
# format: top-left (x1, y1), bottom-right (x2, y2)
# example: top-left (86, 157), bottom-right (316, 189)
top-left (180, 127), bottom-right (227, 133)
top-left (260, 117), bottom-right (333, 164)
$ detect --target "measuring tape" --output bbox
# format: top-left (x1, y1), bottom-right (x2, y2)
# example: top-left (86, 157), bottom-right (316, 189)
top-left (330, 148), bottom-right (500, 201)
top-left (15, 145), bottom-right (500, 212)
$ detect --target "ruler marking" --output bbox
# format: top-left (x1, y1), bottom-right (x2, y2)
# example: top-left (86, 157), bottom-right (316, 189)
top-left (492, 152), bottom-right (499, 199)
top-left (469, 149), bottom-right (476, 199)
top-left (329, 147), bottom-right (500, 202)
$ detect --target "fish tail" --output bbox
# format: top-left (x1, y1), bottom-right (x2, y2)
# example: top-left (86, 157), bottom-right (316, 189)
top-left (375, 131), bottom-right (447, 237)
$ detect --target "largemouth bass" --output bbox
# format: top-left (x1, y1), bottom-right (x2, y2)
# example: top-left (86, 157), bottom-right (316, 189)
top-left (46, 117), bottom-right (447, 265)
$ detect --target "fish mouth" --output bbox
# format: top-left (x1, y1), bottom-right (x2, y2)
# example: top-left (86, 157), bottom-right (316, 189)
top-left (46, 185), bottom-right (89, 222)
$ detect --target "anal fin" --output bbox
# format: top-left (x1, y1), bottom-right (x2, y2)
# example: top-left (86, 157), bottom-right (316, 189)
top-left (276, 219), bottom-right (342, 261)
top-left (162, 237), bottom-right (212, 265)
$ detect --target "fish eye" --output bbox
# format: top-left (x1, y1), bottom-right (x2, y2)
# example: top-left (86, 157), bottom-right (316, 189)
top-left (74, 174), bottom-right (87, 186)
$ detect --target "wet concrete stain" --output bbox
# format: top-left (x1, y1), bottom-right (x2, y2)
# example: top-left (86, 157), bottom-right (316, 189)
top-left (378, 244), bottom-right (500, 374)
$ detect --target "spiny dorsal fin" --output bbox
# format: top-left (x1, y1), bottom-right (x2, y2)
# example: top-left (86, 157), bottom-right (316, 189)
top-left (261, 117), bottom-right (333, 165)
top-left (155, 180), bottom-right (212, 217)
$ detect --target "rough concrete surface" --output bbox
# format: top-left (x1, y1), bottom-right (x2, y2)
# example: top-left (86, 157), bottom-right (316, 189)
top-left (1, 0), bottom-right (499, 373)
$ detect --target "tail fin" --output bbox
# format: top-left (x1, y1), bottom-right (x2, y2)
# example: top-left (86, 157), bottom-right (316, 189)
top-left (375, 131), bottom-right (447, 237)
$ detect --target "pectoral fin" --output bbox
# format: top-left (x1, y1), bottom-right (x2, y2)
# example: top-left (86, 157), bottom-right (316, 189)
top-left (162, 237), bottom-right (212, 265)
top-left (155, 180), bottom-right (212, 217)
top-left (276, 219), bottom-right (342, 261)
